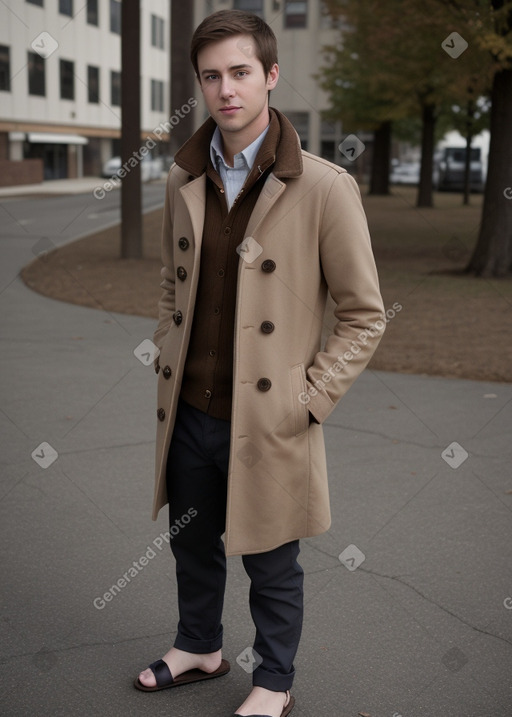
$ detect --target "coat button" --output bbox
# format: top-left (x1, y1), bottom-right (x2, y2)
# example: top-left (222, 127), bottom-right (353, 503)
top-left (177, 266), bottom-right (187, 281)
top-left (178, 237), bottom-right (189, 250)
top-left (157, 408), bottom-right (166, 421)
top-left (173, 310), bottom-right (183, 325)
top-left (162, 365), bottom-right (172, 380)
top-left (204, 389), bottom-right (212, 398)
top-left (261, 259), bottom-right (276, 273)
top-left (257, 377), bottom-right (272, 392)
top-left (260, 321), bottom-right (274, 334)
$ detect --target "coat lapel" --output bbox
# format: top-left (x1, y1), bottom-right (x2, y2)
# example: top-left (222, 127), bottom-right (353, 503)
top-left (179, 175), bottom-right (207, 252)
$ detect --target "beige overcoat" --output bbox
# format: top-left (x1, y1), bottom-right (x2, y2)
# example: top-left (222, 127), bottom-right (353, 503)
top-left (152, 110), bottom-right (385, 556)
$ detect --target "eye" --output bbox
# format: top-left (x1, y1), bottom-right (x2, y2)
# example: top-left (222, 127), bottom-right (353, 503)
top-left (235, 71), bottom-right (248, 78)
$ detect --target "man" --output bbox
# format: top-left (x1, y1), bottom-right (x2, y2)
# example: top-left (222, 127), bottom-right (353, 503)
top-left (135, 9), bottom-right (385, 717)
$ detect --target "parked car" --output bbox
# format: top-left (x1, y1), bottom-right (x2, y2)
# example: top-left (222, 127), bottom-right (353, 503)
top-left (101, 154), bottom-right (164, 182)
top-left (433, 146), bottom-right (484, 192)
top-left (389, 160), bottom-right (420, 185)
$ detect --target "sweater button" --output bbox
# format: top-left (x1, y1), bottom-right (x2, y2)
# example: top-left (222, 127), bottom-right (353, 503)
top-left (173, 311), bottom-right (183, 325)
top-left (261, 259), bottom-right (276, 273)
top-left (261, 321), bottom-right (275, 334)
top-left (224, 227), bottom-right (231, 236)
top-left (157, 408), bottom-right (166, 421)
top-left (162, 365), bottom-right (172, 380)
top-left (217, 268), bottom-right (225, 277)
top-left (178, 237), bottom-right (189, 250)
top-left (177, 266), bottom-right (187, 281)
top-left (257, 378), bottom-right (272, 392)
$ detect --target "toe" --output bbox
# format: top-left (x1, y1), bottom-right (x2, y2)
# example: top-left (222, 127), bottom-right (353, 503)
top-left (138, 667), bottom-right (156, 688)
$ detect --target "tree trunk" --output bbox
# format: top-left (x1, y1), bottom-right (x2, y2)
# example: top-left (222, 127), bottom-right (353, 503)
top-left (466, 68), bottom-right (512, 276)
top-left (462, 130), bottom-right (472, 206)
top-left (369, 121), bottom-right (392, 195)
top-left (121, 0), bottom-right (142, 259)
top-left (171, 1), bottom-right (196, 155)
top-left (417, 103), bottom-right (436, 208)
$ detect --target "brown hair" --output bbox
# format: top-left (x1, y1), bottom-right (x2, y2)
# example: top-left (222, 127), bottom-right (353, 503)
top-left (191, 9), bottom-right (278, 78)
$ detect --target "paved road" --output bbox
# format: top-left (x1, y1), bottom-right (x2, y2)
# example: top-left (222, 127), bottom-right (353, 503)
top-left (0, 180), bottom-right (166, 288)
top-left (0, 187), bottom-right (511, 716)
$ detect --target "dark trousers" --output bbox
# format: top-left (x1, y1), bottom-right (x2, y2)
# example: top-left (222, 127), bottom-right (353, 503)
top-left (165, 397), bottom-right (304, 692)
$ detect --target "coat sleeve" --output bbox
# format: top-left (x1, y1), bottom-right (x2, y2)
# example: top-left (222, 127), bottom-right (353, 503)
top-left (152, 170), bottom-right (177, 357)
top-left (305, 171), bottom-right (385, 423)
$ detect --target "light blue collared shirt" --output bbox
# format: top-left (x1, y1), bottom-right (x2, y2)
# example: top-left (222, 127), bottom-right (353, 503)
top-left (210, 124), bottom-right (270, 211)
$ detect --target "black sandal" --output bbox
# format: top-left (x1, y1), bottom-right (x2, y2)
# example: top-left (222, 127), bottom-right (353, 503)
top-left (134, 658), bottom-right (230, 692)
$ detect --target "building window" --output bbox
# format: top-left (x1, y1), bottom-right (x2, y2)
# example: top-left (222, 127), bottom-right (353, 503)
top-left (87, 0), bottom-right (98, 26)
top-left (87, 65), bottom-right (100, 103)
top-left (110, 0), bottom-right (121, 34)
top-left (284, 0), bottom-right (308, 28)
top-left (0, 45), bottom-right (10, 92)
top-left (111, 70), bottom-right (121, 106)
top-left (151, 15), bottom-right (165, 49)
top-left (27, 0), bottom-right (43, 6)
top-left (59, 0), bottom-right (73, 15)
top-left (60, 59), bottom-right (74, 100)
top-left (234, 0), bottom-right (264, 18)
top-left (151, 79), bottom-right (164, 112)
top-left (28, 52), bottom-right (45, 96)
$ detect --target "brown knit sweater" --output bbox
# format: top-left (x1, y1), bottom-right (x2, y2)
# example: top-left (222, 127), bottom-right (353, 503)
top-left (178, 111), bottom-right (281, 420)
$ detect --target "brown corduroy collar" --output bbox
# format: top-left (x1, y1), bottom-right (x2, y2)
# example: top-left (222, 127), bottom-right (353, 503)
top-left (174, 107), bottom-right (303, 180)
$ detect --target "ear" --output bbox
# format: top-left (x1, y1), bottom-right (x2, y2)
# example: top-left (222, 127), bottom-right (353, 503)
top-left (266, 63), bottom-right (279, 91)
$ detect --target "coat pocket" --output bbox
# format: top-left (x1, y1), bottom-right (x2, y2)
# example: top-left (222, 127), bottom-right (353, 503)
top-left (290, 363), bottom-right (310, 437)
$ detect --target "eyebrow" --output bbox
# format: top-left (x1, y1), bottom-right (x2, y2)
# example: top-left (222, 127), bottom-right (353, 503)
top-left (200, 64), bottom-right (253, 77)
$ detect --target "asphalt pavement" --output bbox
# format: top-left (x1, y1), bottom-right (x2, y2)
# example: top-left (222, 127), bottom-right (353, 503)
top-left (0, 179), bottom-right (511, 717)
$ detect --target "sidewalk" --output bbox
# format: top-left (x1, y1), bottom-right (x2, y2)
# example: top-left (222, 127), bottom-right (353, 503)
top-left (0, 240), bottom-right (511, 715)
top-left (0, 175), bottom-right (166, 198)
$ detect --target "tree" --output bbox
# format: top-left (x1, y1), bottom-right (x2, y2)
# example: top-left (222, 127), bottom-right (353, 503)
top-left (320, 0), bottom-right (494, 207)
top-left (463, 0), bottom-right (512, 275)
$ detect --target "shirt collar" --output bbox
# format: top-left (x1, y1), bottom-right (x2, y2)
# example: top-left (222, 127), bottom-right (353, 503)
top-left (210, 124), bottom-right (270, 172)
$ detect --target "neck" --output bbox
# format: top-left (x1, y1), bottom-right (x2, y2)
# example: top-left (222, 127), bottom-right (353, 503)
top-left (220, 108), bottom-right (270, 167)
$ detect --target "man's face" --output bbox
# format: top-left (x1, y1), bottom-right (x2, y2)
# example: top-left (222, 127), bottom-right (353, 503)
top-left (197, 34), bottom-right (279, 139)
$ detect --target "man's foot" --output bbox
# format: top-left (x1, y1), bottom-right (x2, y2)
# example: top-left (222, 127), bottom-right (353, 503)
top-left (137, 646), bottom-right (223, 688)
top-left (234, 686), bottom-right (290, 717)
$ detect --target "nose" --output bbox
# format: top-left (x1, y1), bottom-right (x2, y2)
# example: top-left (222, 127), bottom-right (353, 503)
top-left (219, 75), bottom-right (235, 99)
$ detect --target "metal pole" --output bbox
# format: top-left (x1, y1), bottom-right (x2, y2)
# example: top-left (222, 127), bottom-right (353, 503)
top-left (121, 0), bottom-right (142, 259)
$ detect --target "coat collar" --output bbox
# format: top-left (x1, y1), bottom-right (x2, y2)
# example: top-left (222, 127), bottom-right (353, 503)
top-left (174, 107), bottom-right (303, 180)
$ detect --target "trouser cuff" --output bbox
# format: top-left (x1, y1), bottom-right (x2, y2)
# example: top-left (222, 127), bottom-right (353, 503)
top-left (174, 629), bottom-right (223, 654)
top-left (252, 665), bottom-right (295, 692)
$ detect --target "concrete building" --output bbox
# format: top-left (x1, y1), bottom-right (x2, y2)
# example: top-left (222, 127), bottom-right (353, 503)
top-left (0, 0), bottom-right (170, 183)
top-left (192, 0), bottom-right (344, 160)
top-left (0, 0), bottom-right (346, 185)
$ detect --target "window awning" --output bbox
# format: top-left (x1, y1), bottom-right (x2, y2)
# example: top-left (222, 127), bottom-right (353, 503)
top-left (27, 133), bottom-right (89, 145)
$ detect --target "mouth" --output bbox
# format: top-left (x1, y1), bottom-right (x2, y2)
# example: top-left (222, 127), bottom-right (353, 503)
top-left (219, 106), bottom-right (241, 114)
